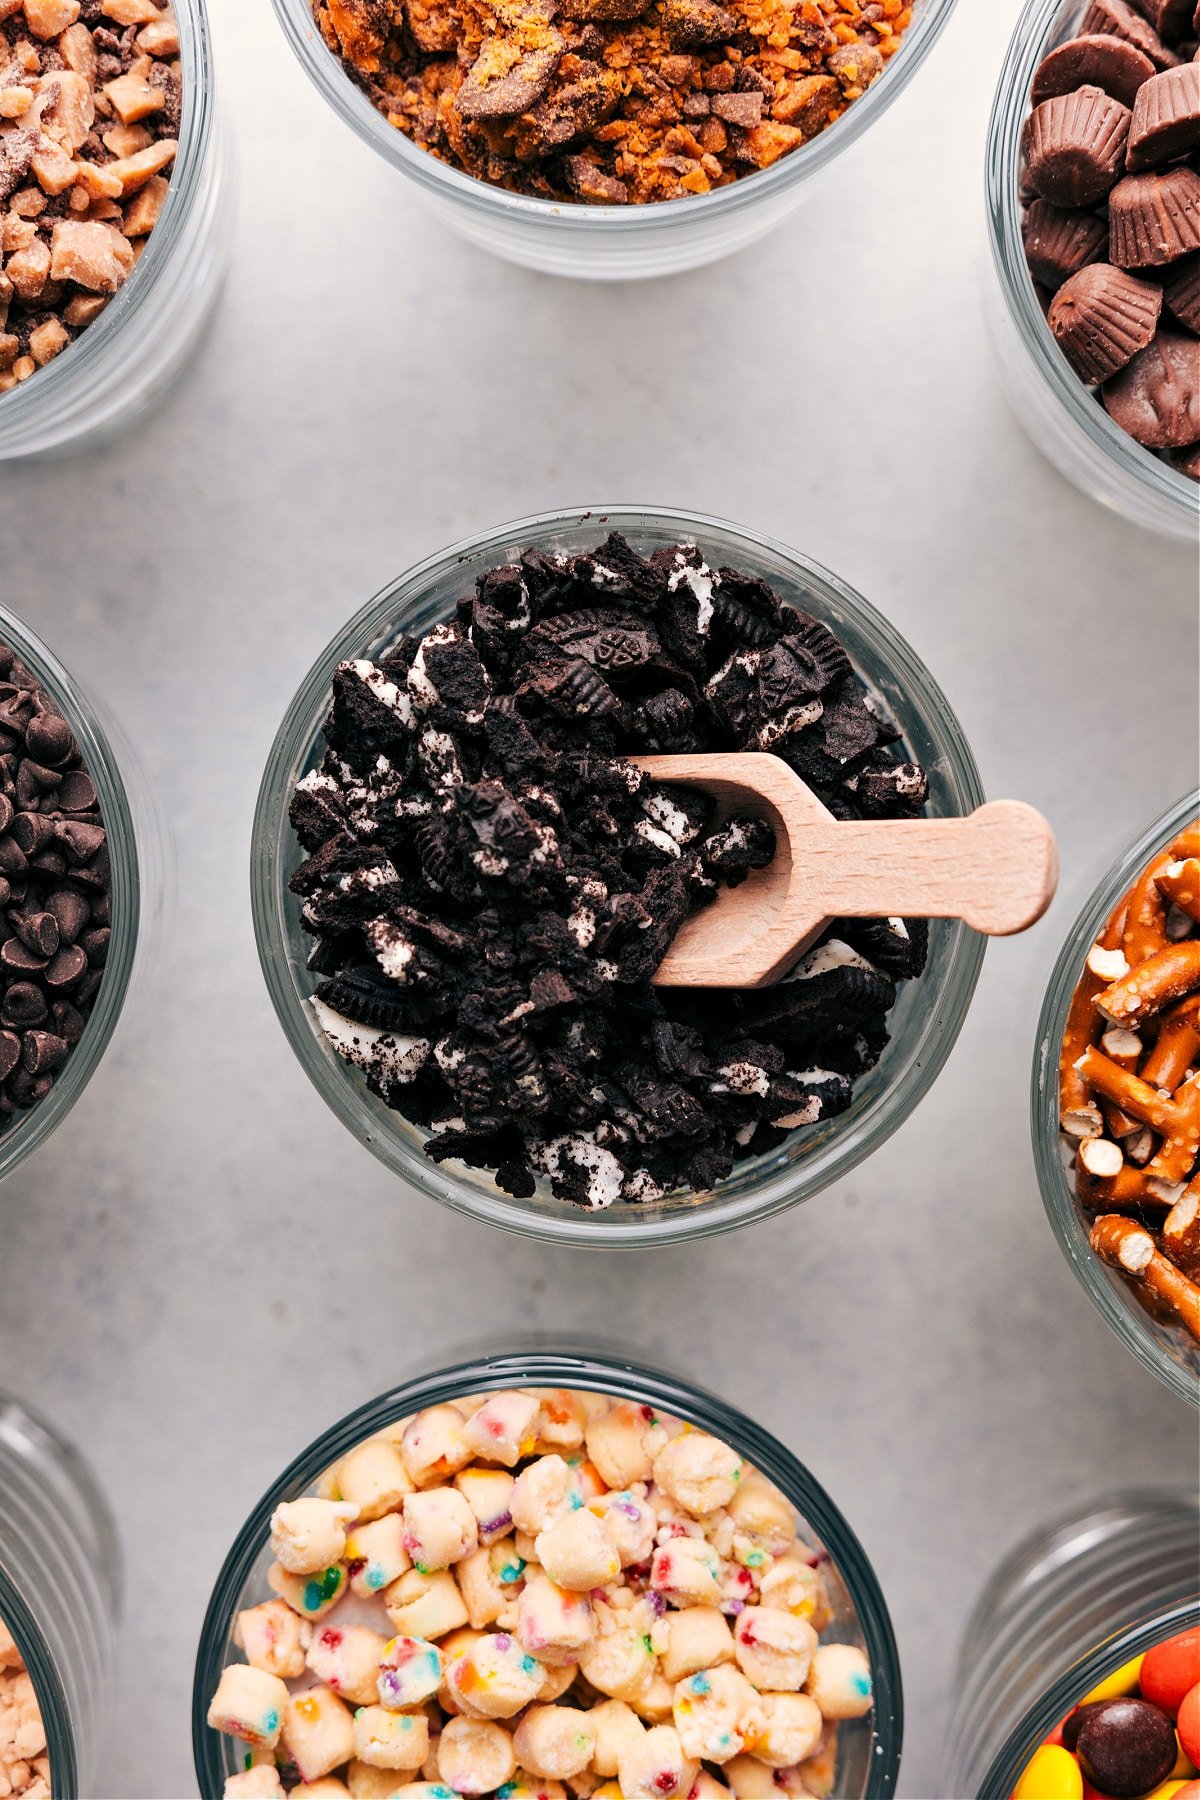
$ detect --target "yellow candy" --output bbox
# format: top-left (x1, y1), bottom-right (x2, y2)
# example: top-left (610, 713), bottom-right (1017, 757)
top-left (1174, 1737), bottom-right (1200, 1779)
top-left (1080, 1654), bottom-right (1144, 1704)
top-left (1013, 1744), bottom-right (1083, 1800)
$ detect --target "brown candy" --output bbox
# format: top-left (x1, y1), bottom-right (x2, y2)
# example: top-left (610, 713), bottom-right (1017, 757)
top-left (1032, 33), bottom-right (1157, 106)
top-left (1023, 199), bottom-right (1110, 288)
top-left (1128, 63), bottom-right (1200, 166)
top-left (1024, 86), bottom-right (1132, 207)
top-left (1102, 330), bottom-right (1200, 443)
top-left (1081, 0), bottom-right (1180, 67)
top-left (1128, 0), bottom-right (1194, 36)
top-left (1049, 263), bottom-right (1163, 381)
top-left (1172, 440), bottom-right (1200, 475)
top-left (1110, 166), bottom-right (1200, 264)
top-left (1164, 253), bottom-right (1200, 329)
top-left (456, 35), bottom-right (565, 119)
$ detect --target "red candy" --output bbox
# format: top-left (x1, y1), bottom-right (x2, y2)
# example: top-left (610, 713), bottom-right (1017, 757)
top-left (1140, 1629), bottom-right (1200, 1717)
top-left (1179, 1681), bottom-right (1200, 1767)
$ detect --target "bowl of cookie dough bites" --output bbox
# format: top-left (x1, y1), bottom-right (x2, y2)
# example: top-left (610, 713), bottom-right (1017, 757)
top-left (252, 506), bottom-right (988, 1246)
top-left (193, 1353), bottom-right (903, 1798)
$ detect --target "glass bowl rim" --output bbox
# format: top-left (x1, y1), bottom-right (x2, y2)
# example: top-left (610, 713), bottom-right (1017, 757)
top-left (191, 1347), bottom-right (904, 1798)
top-left (270, 0), bottom-right (959, 232)
top-left (0, 603), bottom-right (141, 1186)
top-left (0, 0), bottom-right (217, 432)
top-left (1030, 789), bottom-right (1200, 1408)
top-left (984, 0), bottom-right (1198, 526)
top-left (250, 502), bottom-right (987, 1248)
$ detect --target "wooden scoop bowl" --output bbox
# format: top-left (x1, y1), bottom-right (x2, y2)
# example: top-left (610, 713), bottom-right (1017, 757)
top-left (631, 752), bottom-right (1058, 989)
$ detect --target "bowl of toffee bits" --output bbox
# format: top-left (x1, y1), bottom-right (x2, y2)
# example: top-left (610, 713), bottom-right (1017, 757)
top-left (986, 0), bottom-right (1200, 540)
top-left (270, 0), bottom-right (958, 279)
top-left (252, 507), bottom-right (987, 1247)
top-left (0, 0), bottom-right (231, 461)
top-left (0, 605), bottom-right (143, 1184)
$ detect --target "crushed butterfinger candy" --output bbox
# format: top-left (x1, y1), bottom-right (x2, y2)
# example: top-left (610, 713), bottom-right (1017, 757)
top-left (311, 0), bottom-right (913, 204)
top-left (0, 1618), bottom-right (50, 1800)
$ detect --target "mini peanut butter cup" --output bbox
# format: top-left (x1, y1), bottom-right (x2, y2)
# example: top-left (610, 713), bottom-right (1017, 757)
top-left (1081, 0), bottom-right (1180, 69)
top-left (1128, 64), bottom-right (1200, 166)
top-left (1032, 34), bottom-right (1157, 107)
top-left (1109, 165), bottom-right (1200, 263)
top-left (1102, 329), bottom-right (1200, 444)
top-left (1049, 263), bottom-right (1163, 380)
top-left (1023, 198), bottom-right (1110, 288)
top-left (1164, 251), bottom-right (1200, 327)
top-left (1130, 0), bottom-right (1194, 35)
top-left (1023, 86), bottom-right (1132, 207)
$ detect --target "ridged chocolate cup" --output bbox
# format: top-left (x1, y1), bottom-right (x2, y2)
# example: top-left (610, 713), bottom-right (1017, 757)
top-left (1023, 198), bottom-right (1110, 287)
top-left (1164, 252), bottom-right (1200, 328)
top-left (1128, 0), bottom-right (1194, 36)
top-left (1081, 0), bottom-right (1181, 69)
top-left (1049, 262), bottom-right (1163, 379)
top-left (1109, 165), bottom-right (1200, 264)
top-left (1023, 86), bottom-right (1132, 206)
top-left (1128, 64), bottom-right (1200, 168)
top-left (1032, 34), bottom-right (1157, 106)
top-left (1102, 330), bottom-right (1200, 443)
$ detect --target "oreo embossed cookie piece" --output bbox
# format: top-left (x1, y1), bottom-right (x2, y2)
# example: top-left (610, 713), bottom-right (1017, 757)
top-left (288, 535), bottom-right (931, 1208)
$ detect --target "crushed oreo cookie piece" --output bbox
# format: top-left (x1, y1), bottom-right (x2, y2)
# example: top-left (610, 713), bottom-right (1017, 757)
top-left (288, 534), bottom-right (931, 1208)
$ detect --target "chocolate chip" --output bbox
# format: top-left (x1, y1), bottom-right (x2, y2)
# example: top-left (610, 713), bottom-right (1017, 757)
top-left (21, 1030), bottom-right (68, 1075)
top-left (46, 888), bottom-right (90, 945)
top-left (55, 770), bottom-right (97, 813)
top-left (0, 1032), bottom-right (19, 1083)
top-left (24, 711), bottom-right (74, 766)
top-left (11, 910), bottom-right (60, 960)
top-left (1, 983), bottom-right (46, 1028)
top-left (45, 945), bottom-right (87, 990)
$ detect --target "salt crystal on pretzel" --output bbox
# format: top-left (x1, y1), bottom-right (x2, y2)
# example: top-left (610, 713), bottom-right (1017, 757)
top-left (1158, 857), bottom-right (1200, 924)
top-left (1091, 1213), bottom-right (1200, 1340)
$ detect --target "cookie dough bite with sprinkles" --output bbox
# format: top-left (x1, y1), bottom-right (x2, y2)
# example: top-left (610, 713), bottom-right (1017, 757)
top-left (205, 1387), bottom-right (874, 1796)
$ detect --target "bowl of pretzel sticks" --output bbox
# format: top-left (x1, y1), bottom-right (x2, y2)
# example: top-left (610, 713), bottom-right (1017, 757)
top-left (1034, 791), bottom-right (1200, 1406)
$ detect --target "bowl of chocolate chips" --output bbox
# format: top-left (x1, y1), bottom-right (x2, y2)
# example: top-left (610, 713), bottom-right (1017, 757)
top-left (985, 0), bottom-right (1200, 539)
top-left (252, 507), bottom-right (987, 1245)
top-left (0, 603), bottom-right (144, 1185)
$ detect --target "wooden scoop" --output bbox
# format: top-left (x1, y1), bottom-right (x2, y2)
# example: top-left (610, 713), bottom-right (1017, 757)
top-left (631, 752), bottom-right (1058, 989)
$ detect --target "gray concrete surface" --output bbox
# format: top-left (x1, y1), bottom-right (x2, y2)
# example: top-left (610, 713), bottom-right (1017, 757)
top-left (0, 0), bottom-right (1196, 1792)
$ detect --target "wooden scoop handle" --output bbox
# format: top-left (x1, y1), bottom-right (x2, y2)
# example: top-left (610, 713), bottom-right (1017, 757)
top-left (805, 800), bottom-right (1058, 936)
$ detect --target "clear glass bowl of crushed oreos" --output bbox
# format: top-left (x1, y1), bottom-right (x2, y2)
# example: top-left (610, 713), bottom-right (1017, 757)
top-left (252, 507), bottom-right (986, 1247)
top-left (984, 0), bottom-right (1200, 541)
top-left (270, 0), bottom-right (958, 279)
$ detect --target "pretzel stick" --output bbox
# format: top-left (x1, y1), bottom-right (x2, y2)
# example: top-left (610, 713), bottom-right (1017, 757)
top-left (1170, 823), bottom-right (1200, 861)
top-left (1100, 1026), bottom-right (1144, 1139)
top-left (1098, 940), bottom-right (1200, 1028)
top-left (1141, 1006), bottom-right (1200, 1092)
top-left (1157, 858), bottom-right (1200, 926)
top-left (1075, 1047), bottom-right (1191, 1136)
top-left (1075, 1138), bottom-right (1173, 1211)
top-left (1059, 898), bottom-right (1132, 1134)
top-left (1091, 1214), bottom-right (1200, 1341)
top-left (1122, 852), bottom-right (1175, 966)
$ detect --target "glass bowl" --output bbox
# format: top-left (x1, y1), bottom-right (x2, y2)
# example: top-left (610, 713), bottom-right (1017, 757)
top-left (984, 0), bottom-right (1198, 541)
top-left (0, 0), bottom-right (232, 462)
top-left (251, 504), bottom-right (987, 1247)
top-left (946, 1491), bottom-right (1200, 1797)
top-left (1032, 791), bottom-right (1200, 1407)
top-left (192, 1348), bottom-right (903, 1797)
top-left (0, 1393), bottom-right (120, 1799)
top-left (0, 604), bottom-right (150, 1186)
top-left (271, 0), bottom-right (958, 279)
